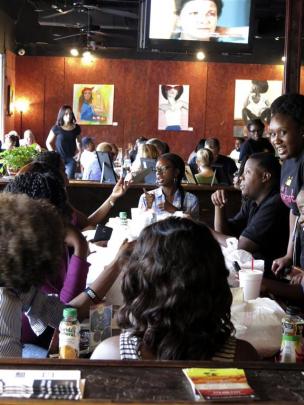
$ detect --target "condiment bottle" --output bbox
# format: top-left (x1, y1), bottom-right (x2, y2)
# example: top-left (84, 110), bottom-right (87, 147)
top-left (279, 306), bottom-right (304, 363)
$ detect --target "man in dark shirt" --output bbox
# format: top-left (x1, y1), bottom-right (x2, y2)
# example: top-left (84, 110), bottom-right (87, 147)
top-left (239, 119), bottom-right (274, 163)
top-left (211, 152), bottom-right (289, 273)
top-left (205, 138), bottom-right (237, 185)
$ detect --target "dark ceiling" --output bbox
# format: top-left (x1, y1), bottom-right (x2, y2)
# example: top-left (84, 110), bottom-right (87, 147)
top-left (0, 0), bottom-right (287, 64)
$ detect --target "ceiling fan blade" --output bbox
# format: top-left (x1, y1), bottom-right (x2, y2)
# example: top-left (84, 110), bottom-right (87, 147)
top-left (85, 6), bottom-right (138, 19)
top-left (53, 33), bottom-right (83, 41)
top-left (40, 9), bottom-right (74, 19)
top-left (90, 30), bottom-right (134, 40)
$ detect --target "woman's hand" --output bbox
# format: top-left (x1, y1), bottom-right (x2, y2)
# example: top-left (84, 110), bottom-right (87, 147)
top-left (110, 239), bottom-right (136, 269)
top-left (111, 177), bottom-right (131, 201)
top-left (143, 189), bottom-right (155, 209)
top-left (211, 189), bottom-right (227, 208)
top-left (158, 199), bottom-right (177, 213)
top-left (271, 255), bottom-right (293, 277)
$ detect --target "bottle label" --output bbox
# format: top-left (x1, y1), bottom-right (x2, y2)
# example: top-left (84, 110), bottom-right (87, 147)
top-left (59, 321), bottom-right (80, 359)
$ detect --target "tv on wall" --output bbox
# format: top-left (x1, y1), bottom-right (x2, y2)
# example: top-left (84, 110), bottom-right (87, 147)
top-left (139, 0), bottom-right (254, 53)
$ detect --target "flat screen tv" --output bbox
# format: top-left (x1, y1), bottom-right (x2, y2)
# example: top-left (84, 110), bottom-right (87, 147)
top-left (139, 0), bottom-right (254, 54)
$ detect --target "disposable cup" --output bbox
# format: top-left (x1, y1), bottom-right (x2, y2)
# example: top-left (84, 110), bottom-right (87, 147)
top-left (238, 269), bottom-right (263, 301)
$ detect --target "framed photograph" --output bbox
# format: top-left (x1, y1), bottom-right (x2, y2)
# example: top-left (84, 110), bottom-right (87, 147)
top-left (158, 84), bottom-right (189, 131)
top-left (73, 84), bottom-right (114, 125)
top-left (234, 79), bottom-right (282, 126)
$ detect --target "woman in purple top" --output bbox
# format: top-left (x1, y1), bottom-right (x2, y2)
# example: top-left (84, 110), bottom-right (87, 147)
top-left (46, 105), bottom-right (81, 179)
top-left (4, 172), bottom-right (89, 348)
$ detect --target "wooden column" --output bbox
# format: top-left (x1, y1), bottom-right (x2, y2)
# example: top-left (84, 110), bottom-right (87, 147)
top-left (283, 0), bottom-right (304, 93)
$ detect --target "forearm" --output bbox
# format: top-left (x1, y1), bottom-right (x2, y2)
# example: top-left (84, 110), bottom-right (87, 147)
top-left (88, 195), bottom-right (116, 226)
top-left (210, 228), bottom-right (231, 247)
top-left (214, 206), bottom-right (231, 234)
top-left (286, 211), bottom-right (298, 259)
top-left (68, 261), bottom-right (120, 321)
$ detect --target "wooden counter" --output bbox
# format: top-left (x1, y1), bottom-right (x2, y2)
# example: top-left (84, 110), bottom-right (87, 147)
top-left (0, 179), bottom-right (241, 226)
top-left (67, 181), bottom-right (241, 226)
top-left (0, 358), bottom-right (302, 404)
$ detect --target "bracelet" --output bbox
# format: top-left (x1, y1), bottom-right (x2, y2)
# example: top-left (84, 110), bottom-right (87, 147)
top-left (109, 199), bottom-right (115, 207)
top-left (84, 287), bottom-right (101, 304)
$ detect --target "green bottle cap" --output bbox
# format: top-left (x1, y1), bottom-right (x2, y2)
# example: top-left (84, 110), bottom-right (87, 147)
top-left (63, 307), bottom-right (77, 319)
top-left (119, 211), bottom-right (127, 219)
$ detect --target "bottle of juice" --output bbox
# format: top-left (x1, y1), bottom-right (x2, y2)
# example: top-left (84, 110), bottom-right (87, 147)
top-left (59, 308), bottom-right (80, 359)
top-left (279, 306), bottom-right (304, 363)
top-left (119, 211), bottom-right (128, 227)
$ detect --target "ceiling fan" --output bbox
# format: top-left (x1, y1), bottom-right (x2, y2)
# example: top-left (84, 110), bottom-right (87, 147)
top-left (39, 0), bottom-right (138, 20)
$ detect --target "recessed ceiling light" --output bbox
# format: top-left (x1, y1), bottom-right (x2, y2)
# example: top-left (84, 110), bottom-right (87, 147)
top-left (70, 48), bottom-right (79, 56)
top-left (281, 56), bottom-right (286, 62)
top-left (196, 51), bottom-right (205, 61)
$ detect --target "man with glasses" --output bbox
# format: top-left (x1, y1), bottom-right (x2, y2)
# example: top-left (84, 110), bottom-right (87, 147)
top-left (239, 119), bottom-right (274, 163)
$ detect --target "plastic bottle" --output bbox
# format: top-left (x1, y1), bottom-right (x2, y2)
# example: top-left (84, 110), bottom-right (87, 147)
top-left (279, 306), bottom-right (304, 363)
top-left (59, 308), bottom-right (80, 359)
top-left (119, 211), bottom-right (128, 227)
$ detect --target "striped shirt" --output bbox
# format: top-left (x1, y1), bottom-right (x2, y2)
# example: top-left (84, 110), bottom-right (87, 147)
top-left (120, 331), bottom-right (236, 361)
top-left (0, 287), bottom-right (65, 358)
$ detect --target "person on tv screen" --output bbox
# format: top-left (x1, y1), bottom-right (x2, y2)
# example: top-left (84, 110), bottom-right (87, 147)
top-left (173, 0), bottom-right (222, 41)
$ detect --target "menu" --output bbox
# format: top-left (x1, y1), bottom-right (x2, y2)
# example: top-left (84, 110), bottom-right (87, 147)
top-left (183, 368), bottom-right (256, 401)
top-left (0, 369), bottom-right (84, 400)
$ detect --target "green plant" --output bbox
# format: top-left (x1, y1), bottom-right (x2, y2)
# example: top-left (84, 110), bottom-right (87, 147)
top-left (0, 145), bottom-right (40, 174)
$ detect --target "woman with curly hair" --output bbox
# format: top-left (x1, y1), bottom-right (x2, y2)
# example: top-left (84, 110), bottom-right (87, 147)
top-left (138, 153), bottom-right (199, 219)
top-left (91, 217), bottom-right (257, 360)
top-left (0, 193), bottom-right (132, 357)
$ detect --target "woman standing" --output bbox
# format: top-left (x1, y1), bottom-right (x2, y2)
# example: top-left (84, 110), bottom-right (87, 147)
top-left (138, 153), bottom-right (199, 219)
top-left (269, 94), bottom-right (304, 275)
top-left (46, 105), bottom-right (81, 179)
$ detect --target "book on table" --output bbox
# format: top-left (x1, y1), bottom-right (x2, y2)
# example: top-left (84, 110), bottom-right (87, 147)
top-left (0, 369), bottom-right (84, 400)
top-left (183, 368), bottom-right (256, 401)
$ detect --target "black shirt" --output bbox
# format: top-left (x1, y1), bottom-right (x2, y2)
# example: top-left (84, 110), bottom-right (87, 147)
top-left (228, 190), bottom-right (289, 271)
top-left (52, 124), bottom-right (81, 161)
top-left (212, 155), bottom-right (237, 185)
top-left (239, 138), bottom-right (275, 162)
top-left (280, 151), bottom-right (304, 216)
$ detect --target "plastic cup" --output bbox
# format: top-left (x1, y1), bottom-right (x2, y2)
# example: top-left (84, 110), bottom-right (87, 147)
top-left (239, 269), bottom-right (263, 301)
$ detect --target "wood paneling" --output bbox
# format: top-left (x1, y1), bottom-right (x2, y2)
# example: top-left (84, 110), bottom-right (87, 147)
top-left (10, 55), bottom-right (288, 158)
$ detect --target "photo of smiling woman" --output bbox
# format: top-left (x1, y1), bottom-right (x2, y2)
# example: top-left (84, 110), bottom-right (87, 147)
top-left (158, 84), bottom-right (189, 131)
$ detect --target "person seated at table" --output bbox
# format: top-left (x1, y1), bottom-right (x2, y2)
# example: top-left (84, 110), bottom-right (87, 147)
top-left (138, 153), bottom-right (199, 219)
top-left (4, 172), bottom-right (89, 351)
top-left (205, 138), bottom-right (237, 185)
top-left (82, 142), bottom-right (114, 181)
top-left (129, 137), bottom-right (148, 162)
top-left (239, 119), bottom-right (274, 164)
top-left (229, 138), bottom-right (244, 168)
top-left (211, 152), bottom-right (289, 274)
top-left (128, 143), bottom-right (159, 183)
top-left (80, 136), bottom-right (96, 174)
top-left (195, 148), bottom-right (217, 185)
top-left (19, 129), bottom-right (42, 151)
top-left (2, 132), bottom-right (18, 150)
top-left (187, 138), bottom-right (206, 174)
top-left (20, 151), bottom-right (129, 230)
top-left (0, 193), bottom-right (131, 358)
top-left (91, 217), bottom-right (258, 360)
top-left (146, 138), bottom-right (169, 156)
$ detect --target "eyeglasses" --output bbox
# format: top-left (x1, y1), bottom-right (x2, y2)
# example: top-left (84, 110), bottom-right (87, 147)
top-left (248, 129), bottom-right (262, 133)
top-left (155, 165), bottom-right (173, 174)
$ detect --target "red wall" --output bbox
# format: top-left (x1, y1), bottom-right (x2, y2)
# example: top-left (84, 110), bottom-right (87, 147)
top-left (7, 54), bottom-right (291, 158)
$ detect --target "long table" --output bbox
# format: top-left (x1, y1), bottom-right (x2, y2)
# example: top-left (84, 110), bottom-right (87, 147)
top-left (0, 358), bottom-right (302, 404)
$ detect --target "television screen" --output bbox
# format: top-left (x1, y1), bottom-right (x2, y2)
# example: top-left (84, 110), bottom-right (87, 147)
top-left (139, 0), bottom-right (253, 52)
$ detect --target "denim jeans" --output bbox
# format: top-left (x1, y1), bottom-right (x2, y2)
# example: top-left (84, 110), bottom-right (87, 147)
top-left (65, 158), bottom-right (76, 179)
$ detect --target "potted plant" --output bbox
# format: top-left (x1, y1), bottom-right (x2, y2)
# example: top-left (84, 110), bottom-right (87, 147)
top-left (0, 145), bottom-right (40, 176)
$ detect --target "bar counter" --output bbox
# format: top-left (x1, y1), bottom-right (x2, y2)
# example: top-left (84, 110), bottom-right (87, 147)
top-left (0, 358), bottom-right (302, 404)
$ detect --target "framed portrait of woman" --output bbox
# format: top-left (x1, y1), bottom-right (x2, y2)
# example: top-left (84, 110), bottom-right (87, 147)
top-left (73, 84), bottom-right (114, 125)
top-left (158, 84), bottom-right (190, 131)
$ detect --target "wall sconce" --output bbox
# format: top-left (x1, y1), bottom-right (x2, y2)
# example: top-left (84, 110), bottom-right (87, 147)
top-left (15, 98), bottom-right (30, 135)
